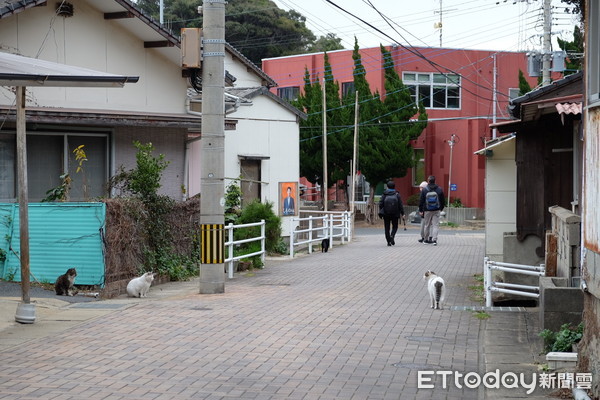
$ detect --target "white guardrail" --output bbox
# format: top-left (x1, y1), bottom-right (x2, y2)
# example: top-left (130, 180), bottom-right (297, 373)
top-left (484, 256), bottom-right (546, 307)
top-left (290, 211), bottom-right (353, 258)
top-left (225, 220), bottom-right (265, 279)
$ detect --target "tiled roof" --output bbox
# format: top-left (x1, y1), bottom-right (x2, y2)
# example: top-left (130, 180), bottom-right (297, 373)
top-left (0, 0), bottom-right (46, 18)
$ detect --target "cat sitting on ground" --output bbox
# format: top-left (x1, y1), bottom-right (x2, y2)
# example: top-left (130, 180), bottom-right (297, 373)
top-left (55, 268), bottom-right (77, 296)
top-left (424, 270), bottom-right (446, 310)
top-left (321, 238), bottom-right (330, 253)
top-left (126, 272), bottom-right (155, 298)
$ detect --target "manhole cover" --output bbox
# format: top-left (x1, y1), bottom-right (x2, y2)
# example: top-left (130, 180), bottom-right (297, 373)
top-left (190, 306), bottom-right (212, 311)
top-left (70, 303), bottom-right (128, 309)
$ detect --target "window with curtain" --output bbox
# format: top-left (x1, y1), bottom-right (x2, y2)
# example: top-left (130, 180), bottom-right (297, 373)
top-left (0, 132), bottom-right (109, 202)
top-left (0, 133), bottom-right (16, 200)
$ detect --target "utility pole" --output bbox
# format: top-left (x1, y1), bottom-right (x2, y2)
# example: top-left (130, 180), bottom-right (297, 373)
top-left (322, 77), bottom-right (328, 211)
top-left (350, 91), bottom-right (359, 222)
top-left (492, 54), bottom-right (497, 139)
top-left (542, 0), bottom-right (552, 86)
top-left (199, 0), bottom-right (226, 294)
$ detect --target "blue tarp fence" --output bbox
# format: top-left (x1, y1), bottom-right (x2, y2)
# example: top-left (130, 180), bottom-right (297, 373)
top-left (0, 202), bottom-right (106, 286)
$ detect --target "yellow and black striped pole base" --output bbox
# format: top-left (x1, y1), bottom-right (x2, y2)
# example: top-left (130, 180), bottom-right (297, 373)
top-left (200, 224), bottom-right (225, 264)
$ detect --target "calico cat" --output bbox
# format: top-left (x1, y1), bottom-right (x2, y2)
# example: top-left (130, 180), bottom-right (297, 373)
top-left (424, 270), bottom-right (445, 310)
top-left (321, 238), bottom-right (330, 253)
top-left (126, 272), bottom-right (155, 298)
top-left (55, 268), bottom-right (77, 296)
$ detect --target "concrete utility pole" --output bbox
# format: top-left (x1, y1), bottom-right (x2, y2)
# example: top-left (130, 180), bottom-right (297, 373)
top-left (542, 0), bottom-right (552, 86)
top-left (322, 77), bottom-right (328, 211)
top-left (199, 0), bottom-right (226, 294)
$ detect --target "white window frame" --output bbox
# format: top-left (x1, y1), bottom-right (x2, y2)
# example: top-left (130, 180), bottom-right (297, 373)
top-left (403, 72), bottom-right (461, 109)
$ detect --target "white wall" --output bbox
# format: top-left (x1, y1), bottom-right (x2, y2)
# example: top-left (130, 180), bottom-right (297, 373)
top-left (484, 139), bottom-right (517, 261)
top-left (0, 0), bottom-right (188, 114)
top-left (224, 52), bottom-right (264, 88)
top-left (188, 95), bottom-right (300, 235)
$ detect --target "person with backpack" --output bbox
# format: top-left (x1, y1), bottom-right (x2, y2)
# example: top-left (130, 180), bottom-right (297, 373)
top-left (378, 181), bottom-right (405, 246)
top-left (418, 175), bottom-right (445, 246)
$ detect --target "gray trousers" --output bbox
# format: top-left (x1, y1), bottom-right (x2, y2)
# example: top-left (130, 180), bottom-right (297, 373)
top-left (423, 210), bottom-right (440, 241)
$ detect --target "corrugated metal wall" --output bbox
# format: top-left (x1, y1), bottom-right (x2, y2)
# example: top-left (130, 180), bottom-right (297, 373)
top-left (0, 203), bottom-right (105, 286)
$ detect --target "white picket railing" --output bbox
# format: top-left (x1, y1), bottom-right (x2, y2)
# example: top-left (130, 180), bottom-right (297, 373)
top-left (290, 211), bottom-right (353, 258)
top-left (225, 220), bottom-right (265, 279)
top-left (484, 257), bottom-right (546, 307)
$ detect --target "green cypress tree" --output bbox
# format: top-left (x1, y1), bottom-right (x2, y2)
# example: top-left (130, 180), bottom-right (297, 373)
top-left (351, 41), bottom-right (427, 222)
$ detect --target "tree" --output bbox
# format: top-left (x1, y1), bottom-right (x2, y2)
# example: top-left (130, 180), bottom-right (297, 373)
top-left (134, 0), bottom-right (340, 65)
top-left (307, 33), bottom-right (344, 53)
top-left (294, 68), bottom-right (324, 187)
top-left (557, 25), bottom-right (583, 75)
top-left (518, 69), bottom-right (532, 96)
top-left (357, 44), bottom-right (427, 223)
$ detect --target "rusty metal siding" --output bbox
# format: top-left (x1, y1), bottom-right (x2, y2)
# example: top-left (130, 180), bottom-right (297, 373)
top-left (0, 203), bottom-right (105, 286)
top-left (584, 110), bottom-right (600, 253)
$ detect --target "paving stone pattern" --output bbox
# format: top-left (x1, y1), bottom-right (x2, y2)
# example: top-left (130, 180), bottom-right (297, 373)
top-left (0, 231), bottom-right (547, 399)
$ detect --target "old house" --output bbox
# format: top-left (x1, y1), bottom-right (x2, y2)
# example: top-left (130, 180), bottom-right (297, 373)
top-left (578, 0), bottom-right (600, 396)
top-left (0, 0), bottom-right (302, 286)
top-left (485, 72), bottom-right (583, 265)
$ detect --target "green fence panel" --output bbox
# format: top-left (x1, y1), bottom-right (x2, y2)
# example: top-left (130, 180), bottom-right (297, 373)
top-left (0, 203), bottom-right (105, 286)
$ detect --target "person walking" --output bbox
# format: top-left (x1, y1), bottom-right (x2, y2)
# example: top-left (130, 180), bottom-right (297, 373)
top-left (378, 181), bottom-right (405, 246)
top-left (418, 175), bottom-right (445, 246)
top-left (417, 181), bottom-right (428, 243)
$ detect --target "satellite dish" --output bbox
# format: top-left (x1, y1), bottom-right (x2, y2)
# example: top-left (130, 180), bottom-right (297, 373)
top-left (434, 22), bottom-right (442, 29)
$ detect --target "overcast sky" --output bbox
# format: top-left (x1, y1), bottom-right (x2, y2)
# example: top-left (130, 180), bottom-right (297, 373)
top-left (271, 0), bottom-right (579, 52)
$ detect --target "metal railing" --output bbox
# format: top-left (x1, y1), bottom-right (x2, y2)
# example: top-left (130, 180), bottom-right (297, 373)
top-left (290, 211), bottom-right (352, 257)
top-left (484, 257), bottom-right (546, 307)
top-left (225, 220), bottom-right (265, 279)
top-left (352, 201), bottom-right (483, 226)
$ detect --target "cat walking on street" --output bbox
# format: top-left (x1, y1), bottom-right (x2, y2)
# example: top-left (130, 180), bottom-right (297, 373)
top-left (424, 270), bottom-right (446, 310)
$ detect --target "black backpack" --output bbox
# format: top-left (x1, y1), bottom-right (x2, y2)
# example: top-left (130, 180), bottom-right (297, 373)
top-left (383, 193), bottom-right (399, 215)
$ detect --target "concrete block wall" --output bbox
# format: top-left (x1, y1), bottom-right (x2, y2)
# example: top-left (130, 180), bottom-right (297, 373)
top-left (549, 206), bottom-right (581, 280)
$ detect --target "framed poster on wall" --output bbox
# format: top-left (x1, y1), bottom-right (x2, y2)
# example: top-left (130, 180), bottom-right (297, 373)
top-left (279, 182), bottom-right (298, 216)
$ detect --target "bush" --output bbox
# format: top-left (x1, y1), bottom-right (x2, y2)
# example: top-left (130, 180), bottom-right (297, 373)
top-left (539, 322), bottom-right (584, 353)
top-left (236, 200), bottom-right (281, 253)
top-left (406, 193), bottom-right (420, 206)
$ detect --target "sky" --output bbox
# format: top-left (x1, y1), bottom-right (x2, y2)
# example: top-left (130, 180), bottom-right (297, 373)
top-left (270, 0), bottom-right (579, 53)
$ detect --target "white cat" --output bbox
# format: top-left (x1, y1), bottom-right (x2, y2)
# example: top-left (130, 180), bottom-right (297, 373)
top-left (126, 272), bottom-right (155, 298)
top-left (424, 270), bottom-right (446, 310)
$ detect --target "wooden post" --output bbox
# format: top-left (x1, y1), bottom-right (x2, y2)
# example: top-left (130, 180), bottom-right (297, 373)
top-left (16, 86), bottom-right (31, 304)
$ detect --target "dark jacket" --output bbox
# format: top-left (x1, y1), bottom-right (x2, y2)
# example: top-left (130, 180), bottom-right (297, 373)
top-left (418, 184), bottom-right (445, 212)
top-left (378, 189), bottom-right (405, 218)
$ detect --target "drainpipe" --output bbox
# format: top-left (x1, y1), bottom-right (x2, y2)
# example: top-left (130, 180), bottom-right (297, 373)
top-left (182, 140), bottom-right (189, 201)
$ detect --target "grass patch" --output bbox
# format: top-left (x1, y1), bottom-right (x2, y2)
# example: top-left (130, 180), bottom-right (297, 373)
top-left (468, 273), bottom-right (485, 303)
top-left (473, 311), bottom-right (491, 320)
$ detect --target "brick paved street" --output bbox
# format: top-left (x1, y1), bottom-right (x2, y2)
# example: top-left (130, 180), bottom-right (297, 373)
top-left (0, 228), bottom-right (550, 399)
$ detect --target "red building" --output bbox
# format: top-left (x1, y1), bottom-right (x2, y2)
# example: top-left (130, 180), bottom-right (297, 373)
top-left (262, 46), bottom-right (543, 209)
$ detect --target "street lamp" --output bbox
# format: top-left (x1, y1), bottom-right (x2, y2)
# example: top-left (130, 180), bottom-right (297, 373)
top-left (447, 134), bottom-right (459, 208)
